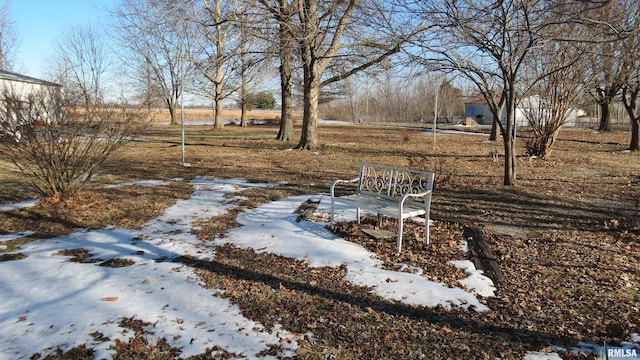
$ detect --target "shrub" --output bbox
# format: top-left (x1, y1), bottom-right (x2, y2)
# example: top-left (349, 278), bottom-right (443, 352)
top-left (242, 91), bottom-right (276, 110)
top-left (0, 87), bottom-right (148, 202)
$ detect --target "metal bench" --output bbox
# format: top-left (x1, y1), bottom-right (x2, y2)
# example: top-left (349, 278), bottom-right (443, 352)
top-left (329, 163), bottom-right (435, 252)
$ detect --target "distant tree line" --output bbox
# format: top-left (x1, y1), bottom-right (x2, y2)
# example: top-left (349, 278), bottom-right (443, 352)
top-left (321, 73), bottom-right (464, 124)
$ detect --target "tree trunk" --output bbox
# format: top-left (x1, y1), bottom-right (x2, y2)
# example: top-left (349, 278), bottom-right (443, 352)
top-left (525, 125), bottom-right (562, 159)
top-left (240, 99), bottom-right (248, 128)
top-left (488, 102), bottom-right (504, 142)
top-left (214, 90), bottom-right (224, 130)
top-left (240, 49), bottom-right (248, 128)
top-left (168, 99), bottom-right (178, 125)
top-left (213, 78), bottom-right (224, 130)
top-left (502, 96), bottom-right (517, 185)
top-left (623, 87), bottom-right (640, 151)
top-left (276, 65), bottom-right (294, 140)
top-left (542, 127), bottom-right (561, 159)
top-left (296, 75), bottom-right (320, 150)
top-left (213, 0), bottom-right (225, 130)
top-left (630, 118), bottom-right (639, 151)
top-left (295, 15), bottom-right (320, 151)
top-left (276, 15), bottom-right (295, 141)
top-left (277, 81), bottom-right (294, 140)
top-left (597, 101), bottom-right (612, 132)
top-left (489, 118), bottom-right (499, 141)
top-left (503, 132), bottom-right (515, 185)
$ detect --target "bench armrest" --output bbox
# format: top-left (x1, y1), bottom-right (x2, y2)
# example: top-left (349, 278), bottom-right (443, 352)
top-left (330, 177), bottom-right (360, 198)
top-left (329, 177), bottom-right (359, 228)
top-left (400, 190), bottom-right (432, 205)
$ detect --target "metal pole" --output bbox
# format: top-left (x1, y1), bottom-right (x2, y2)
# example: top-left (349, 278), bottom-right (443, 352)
top-left (181, 84), bottom-right (185, 165)
top-left (433, 80), bottom-right (439, 149)
top-left (180, 50), bottom-right (189, 167)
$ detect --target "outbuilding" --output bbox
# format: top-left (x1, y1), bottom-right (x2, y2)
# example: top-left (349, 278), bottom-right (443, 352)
top-left (0, 69), bottom-right (61, 98)
top-left (0, 70), bottom-right (62, 139)
top-left (464, 96), bottom-right (578, 127)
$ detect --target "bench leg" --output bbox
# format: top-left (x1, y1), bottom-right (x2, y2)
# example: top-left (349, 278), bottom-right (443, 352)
top-left (425, 218), bottom-right (430, 245)
top-left (330, 197), bottom-right (335, 228)
top-left (397, 219), bottom-right (403, 253)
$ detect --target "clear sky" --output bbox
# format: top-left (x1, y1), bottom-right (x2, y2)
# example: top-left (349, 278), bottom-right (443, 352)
top-left (10, 0), bottom-right (113, 79)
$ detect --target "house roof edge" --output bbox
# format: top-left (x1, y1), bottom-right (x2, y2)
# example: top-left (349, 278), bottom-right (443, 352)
top-left (0, 69), bottom-right (62, 87)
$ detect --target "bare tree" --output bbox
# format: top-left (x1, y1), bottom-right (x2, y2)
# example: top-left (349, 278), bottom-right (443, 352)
top-left (619, 1), bottom-right (640, 150)
top-left (419, 1), bottom-right (551, 184)
top-left (415, 0), bottom-right (629, 185)
top-left (274, 0), bottom-right (296, 141)
top-left (340, 75), bottom-right (367, 123)
top-left (237, 37), bottom-right (252, 128)
top-left (51, 25), bottom-right (110, 109)
top-left (260, 0), bottom-right (410, 149)
top-left (194, 0), bottom-right (271, 129)
top-left (255, 0), bottom-right (297, 141)
top-left (522, 43), bottom-right (590, 158)
top-left (322, 70), bottom-right (448, 123)
top-left (1, 13), bottom-right (147, 202)
top-left (438, 78), bottom-right (464, 123)
top-left (236, 15), bottom-right (270, 128)
top-left (591, 61), bottom-right (624, 132)
top-left (183, 0), bottom-right (243, 130)
top-left (132, 59), bottom-right (165, 110)
top-left (296, 0), bottom-right (411, 150)
top-left (622, 76), bottom-right (640, 151)
top-left (112, 0), bottom-right (191, 125)
top-left (584, 3), bottom-right (629, 132)
top-left (0, 0), bottom-right (18, 70)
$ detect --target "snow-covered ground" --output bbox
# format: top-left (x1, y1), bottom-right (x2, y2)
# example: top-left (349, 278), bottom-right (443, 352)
top-left (0, 178), bottom-right (624, 359)
top-left (0, 199), bottom-right (38, 213)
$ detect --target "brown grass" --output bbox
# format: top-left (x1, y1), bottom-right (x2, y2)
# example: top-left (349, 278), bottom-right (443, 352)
top-left (1, 122), bottom-right (640, 358)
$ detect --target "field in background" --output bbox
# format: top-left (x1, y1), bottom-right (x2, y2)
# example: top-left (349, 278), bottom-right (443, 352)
top-left (147, 108), bottom-right (302, 122)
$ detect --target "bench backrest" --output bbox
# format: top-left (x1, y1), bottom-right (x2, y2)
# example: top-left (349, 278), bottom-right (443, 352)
top-left (357, 163), bottom-right (434, 206)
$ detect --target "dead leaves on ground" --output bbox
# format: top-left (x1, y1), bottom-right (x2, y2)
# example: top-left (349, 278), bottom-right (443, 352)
top-left (14, 192), bottom-right (640, 359)
top-left (481, 228), bottom-right (640, 345)
top-left (183, 209), bottom-right (640, 359)
top-left (52, 248), bottom-right (101, 263)
top-left (0, 181), bottom-right (193, 240)
top-left (0, 252), bottom-right (26, 261)
top-left (183, 241), bottom-right (532, 359)
top-left (332, 217), bottom-right (468, 288)
top-left (52, 248), bottom-right (135, 268)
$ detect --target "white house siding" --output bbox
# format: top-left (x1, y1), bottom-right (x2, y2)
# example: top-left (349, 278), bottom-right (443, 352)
top-left (465, 96), bottom-right (577, 127)
top-left (516, 95), bottom-right (577, 127)
top-left (0, 70), bottom-right (62, 130)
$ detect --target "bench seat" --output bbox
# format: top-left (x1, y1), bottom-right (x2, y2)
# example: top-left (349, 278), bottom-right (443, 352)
top-left (335, 194), bottom-right (427, 219)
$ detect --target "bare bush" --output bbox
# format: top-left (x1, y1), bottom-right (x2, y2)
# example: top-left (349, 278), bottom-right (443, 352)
top-left (521, 44), bottom-right (590, 159)
top-left (0, 87), bottom-right (148, 202)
